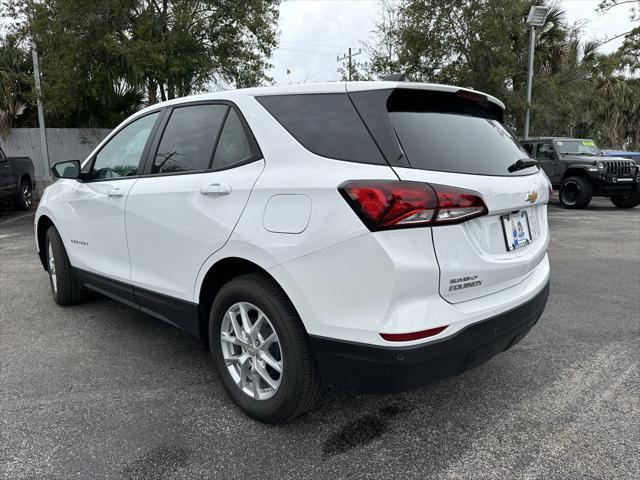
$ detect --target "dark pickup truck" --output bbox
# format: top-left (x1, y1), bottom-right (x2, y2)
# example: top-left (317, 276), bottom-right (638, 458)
top-left (521, 137), bottom-right (640, 209)
top-left (0, 146), bottom-right (35, 210)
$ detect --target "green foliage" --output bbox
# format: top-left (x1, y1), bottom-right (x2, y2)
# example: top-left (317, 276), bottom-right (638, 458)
top-left (1, 0), bottom-right (280, 128)
top-left (363, 0), bottom-right (640, 149)
top-left (0, 33), bottom-right (33, 135)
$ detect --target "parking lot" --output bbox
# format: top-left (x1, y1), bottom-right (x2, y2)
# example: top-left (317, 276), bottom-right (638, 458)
top-left (1, 198), bottom-right (638, 480)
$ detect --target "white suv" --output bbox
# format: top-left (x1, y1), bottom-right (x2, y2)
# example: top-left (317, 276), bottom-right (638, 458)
top-left (35, 82), bottom-right (550, 423)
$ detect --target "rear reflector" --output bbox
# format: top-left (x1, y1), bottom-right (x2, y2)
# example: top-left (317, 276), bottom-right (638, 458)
top-left (380, 325), bottom-right (448, 342)
top-left (339, 180), bottom-right (487, 231)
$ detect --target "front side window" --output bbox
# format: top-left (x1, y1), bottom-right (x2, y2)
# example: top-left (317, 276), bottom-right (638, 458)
top-left (153, 104), bottom-right (228, 174)
top-left (91, 112), bottom-right (160, 180)
top-left (535, 143), bottom-right (555, 160)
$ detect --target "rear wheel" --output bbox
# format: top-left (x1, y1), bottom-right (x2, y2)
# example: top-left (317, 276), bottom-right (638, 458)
top-left (45, 226), bottom-right (86, 306)
top-left (610, 185), bottom-right (640, 208)
top-left (209, 273), bottom-right (321, 424)
top-left (559, 176), bottom-right (592, 209)
top-left (13, 179), bottom-right (33, 211)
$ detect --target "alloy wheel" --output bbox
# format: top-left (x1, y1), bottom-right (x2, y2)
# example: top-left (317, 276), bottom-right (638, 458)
top-left (48, 243), bottom-right (57, 293)
top-left (220, 302), bottom-right (283, 400)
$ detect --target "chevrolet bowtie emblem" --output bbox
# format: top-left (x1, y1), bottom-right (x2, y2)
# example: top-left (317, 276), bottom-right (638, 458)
top-left (526, 191), bottom-right (538, 203)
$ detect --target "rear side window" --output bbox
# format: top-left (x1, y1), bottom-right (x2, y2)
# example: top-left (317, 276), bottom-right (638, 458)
top-left (535, 143), bottom-right (555, 160)
top-left (212, 109), bottom-right (254, 169)
top-left (153, 104), bottom-right (227, 174)
top-left (256, 93), bottom-right (385, 165)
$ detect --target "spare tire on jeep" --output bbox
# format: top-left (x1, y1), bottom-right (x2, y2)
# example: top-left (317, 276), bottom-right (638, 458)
top-left (611, 185), bottom-right (640, 209)
top-left (559, 176), bottom-right (592, 209)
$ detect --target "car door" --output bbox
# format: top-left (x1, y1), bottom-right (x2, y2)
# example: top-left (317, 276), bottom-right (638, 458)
top-left (535, 142), bottom-right (560, 183)
top-left (125, 102), bottom-right (264, 305)
top-left (65, 111), bottom-right (162, 290)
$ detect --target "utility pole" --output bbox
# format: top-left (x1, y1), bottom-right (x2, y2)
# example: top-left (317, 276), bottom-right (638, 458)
top-left (31, 40), bottom-right (50, 178)
top-left (337, 48), bottom-right (361, 81)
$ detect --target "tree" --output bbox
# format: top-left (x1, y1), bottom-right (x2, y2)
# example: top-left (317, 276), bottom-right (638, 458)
top-left (1, 0), bottom-right (280, 127)
top-left (364, 0), bottom-right (640, 148)
top-left (123, 0), bottom-right (280, 102)
top-left (365, 0), bottom-right (570, 133)
top-left (0, 33), bottom-right (32, 135)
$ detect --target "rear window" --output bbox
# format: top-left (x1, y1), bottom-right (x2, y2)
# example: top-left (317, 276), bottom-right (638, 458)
top-left (256, 93), bottom-right (385, 165)
top-left (390, 112), bottom-right (534, 176)
top-left (351, 88), bottom-right (536, 177)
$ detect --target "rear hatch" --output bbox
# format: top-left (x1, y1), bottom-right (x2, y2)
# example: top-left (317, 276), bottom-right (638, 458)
top-left (349, 85), bottom-right (550, 303)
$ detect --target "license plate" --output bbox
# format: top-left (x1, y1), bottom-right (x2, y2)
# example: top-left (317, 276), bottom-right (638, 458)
top-left (500, 211), bottom-right (532, 251)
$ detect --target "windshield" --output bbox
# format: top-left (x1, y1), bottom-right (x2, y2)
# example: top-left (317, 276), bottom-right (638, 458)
top-left (555, 139), bottom-right (600, 156)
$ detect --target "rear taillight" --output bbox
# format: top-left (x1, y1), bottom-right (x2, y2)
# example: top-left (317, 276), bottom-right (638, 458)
top-left (339, 180), bottom-right (487, 231)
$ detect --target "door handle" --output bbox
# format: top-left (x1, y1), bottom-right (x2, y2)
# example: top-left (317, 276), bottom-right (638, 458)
top-left (108, 187), bottom-right (124, 197)
top-left (200, 183), bottom-right (232, 196)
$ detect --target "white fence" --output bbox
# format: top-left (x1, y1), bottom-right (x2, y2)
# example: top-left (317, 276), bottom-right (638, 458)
top-left (0, 128), bottom-right (112, 181)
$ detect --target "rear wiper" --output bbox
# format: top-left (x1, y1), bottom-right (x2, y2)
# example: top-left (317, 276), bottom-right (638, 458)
top-left (508, 158), bottom-right (538, 173)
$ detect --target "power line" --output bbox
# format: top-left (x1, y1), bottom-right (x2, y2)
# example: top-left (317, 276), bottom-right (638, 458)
top-left (277, 47), bottom-right (340, 55)
top-left (280, 40), bottom-right (348, 49)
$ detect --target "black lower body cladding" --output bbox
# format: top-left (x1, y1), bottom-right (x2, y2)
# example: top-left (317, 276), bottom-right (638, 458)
top-left (309, 281), bottom-right (550, 393)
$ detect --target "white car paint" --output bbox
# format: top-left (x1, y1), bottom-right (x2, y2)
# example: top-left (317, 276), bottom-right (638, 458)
top-left (125, 159), bottom-right (265, 299)
top-left (35, 81), bottom-right (550, 351)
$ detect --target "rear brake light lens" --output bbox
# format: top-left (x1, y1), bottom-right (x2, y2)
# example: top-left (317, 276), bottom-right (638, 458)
top-left (339, 180), bottom-right (487, 231)
top-left (380, 325), bottom-right (448, 342)
top-left (455, 89), bottom-right (488, 103)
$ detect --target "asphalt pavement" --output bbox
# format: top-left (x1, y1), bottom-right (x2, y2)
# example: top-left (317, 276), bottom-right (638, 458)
top-left (1, 198), bottom-right (639, 479)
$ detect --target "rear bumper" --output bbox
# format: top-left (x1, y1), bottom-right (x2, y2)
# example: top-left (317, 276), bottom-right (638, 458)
top-left (309, 280), bottom-right (549, 393)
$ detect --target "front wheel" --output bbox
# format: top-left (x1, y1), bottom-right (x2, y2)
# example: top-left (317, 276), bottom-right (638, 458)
top-left (13, 179), bottom-right (33, 211)
top-left (45, 226), bottom-right (86, 306)
top-left (559, 176), bottom-right (592, 209)
top-left (209, 273), bottom-right (321, 424)
top-left (611, 185), bottom-right (640, 208)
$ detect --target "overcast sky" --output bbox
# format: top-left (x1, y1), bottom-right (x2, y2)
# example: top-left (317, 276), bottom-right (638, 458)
top-left (269, 0), bottom-right (637, 85)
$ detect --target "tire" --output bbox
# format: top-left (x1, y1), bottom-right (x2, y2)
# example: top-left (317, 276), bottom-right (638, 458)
top-left (13, 179), bottom-right (33, 211)
top-left (610, 185), bottom-right (640, 208)
top-left (559, 176), bottom-right (592, 209)
top-left (45, 226), bottom-right (86, 306)
top-left (209, 273), bottom-right (321, 424)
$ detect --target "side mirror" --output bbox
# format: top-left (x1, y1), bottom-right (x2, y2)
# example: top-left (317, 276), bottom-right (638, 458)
top-left (51, 160), bottom-right (81, 179)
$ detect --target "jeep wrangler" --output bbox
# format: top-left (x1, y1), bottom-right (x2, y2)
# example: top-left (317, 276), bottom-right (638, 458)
top-left (521, 137), bottom-right (640, 209)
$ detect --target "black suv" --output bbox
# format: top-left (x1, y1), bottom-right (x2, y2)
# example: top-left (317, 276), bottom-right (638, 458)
top-left (521, 137), bottom-right (640, 209)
